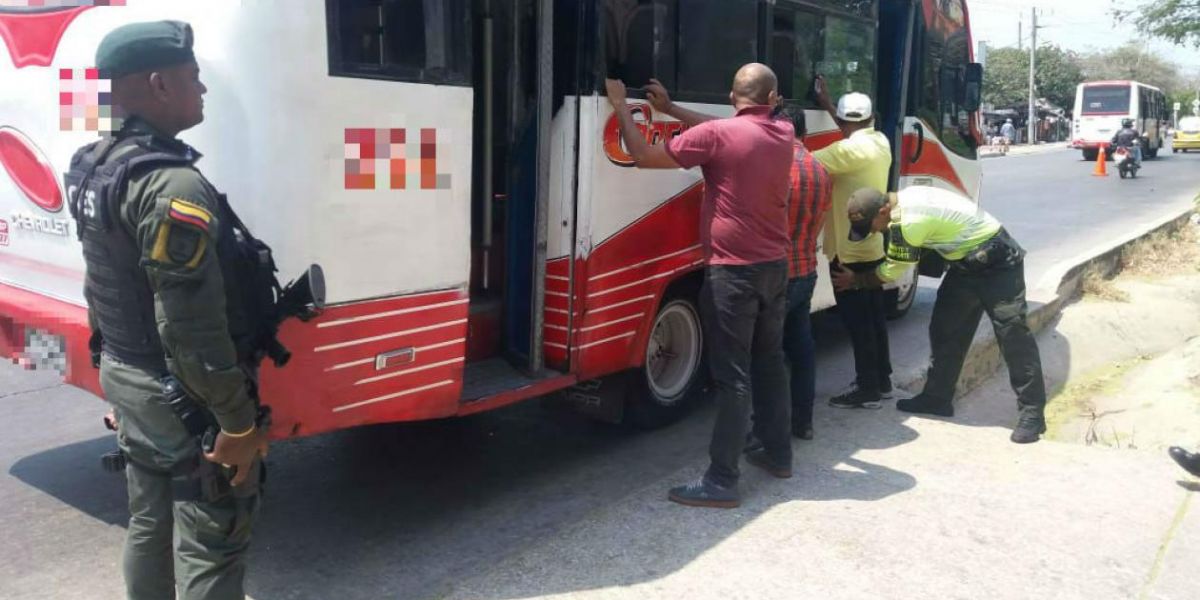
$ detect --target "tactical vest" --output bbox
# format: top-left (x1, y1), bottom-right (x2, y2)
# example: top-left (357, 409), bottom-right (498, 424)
top-left (65, 131), bottom-right (277, 371)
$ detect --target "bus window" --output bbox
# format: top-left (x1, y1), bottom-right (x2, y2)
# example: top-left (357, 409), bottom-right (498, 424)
top-left (676, 0), bottom-right (759, 101)
top-left (826, 0), bottom-right (876, 19)
top-left (820, 14), bottom-right (876, 97)
top-left (912, 3), bottom-right (976, 158)
top-left (770, 8), bottom-right (822, 105)
top-left (770, 2), bottom-right (874, 107)
top-left (325, 0), bottom-right (471, 85)
top-left (1081, 85), bottom-right (1131, 115)
top-left (603, 0), bottom-right (667, 88)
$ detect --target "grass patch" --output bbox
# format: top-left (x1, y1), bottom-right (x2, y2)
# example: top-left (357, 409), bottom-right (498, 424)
top-left (1080, 264), bottom-right (1131, 302)
top-left (1121, 220), bottom-right (1200, 278)
top-left (1079, 217), bottom-right (1200, 301)
top-left (1045, 356), bottom-right (1152, 445)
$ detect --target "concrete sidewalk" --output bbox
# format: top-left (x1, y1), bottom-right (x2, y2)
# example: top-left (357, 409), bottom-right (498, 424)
top-left (980, 141), bottom-right (1070, 159)
top-left (442, 388), bottom-right (1198, 599)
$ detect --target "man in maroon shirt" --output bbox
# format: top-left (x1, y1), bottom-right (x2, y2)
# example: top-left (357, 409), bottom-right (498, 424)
top-left (606, 64), bottom-right (794, 508)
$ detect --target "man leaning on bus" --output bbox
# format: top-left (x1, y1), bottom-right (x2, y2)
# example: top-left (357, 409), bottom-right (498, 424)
top-left (605, 64), bottom-right (794, 509)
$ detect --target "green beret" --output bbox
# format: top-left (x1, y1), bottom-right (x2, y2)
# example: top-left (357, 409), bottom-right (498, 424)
top-left (96, 20), bottom-right (196, 79)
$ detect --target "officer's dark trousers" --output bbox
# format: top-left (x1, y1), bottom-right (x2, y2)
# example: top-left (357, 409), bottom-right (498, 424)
top-left (701, 261), bottom-right (792, 488)
top-left (922, 261), bottom-right (1046, 410)
top-left (833, 259), bottom-right (893, 392)
top-left (100, 356), bottom-right (259, 600)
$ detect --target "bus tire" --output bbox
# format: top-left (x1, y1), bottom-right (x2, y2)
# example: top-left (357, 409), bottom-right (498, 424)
top-left (627, 295), bottom-right (706, 429)
top-left (885, 267), bottom-right (919, 320)
top-left (1082, 148), bottom-right (1098, 162)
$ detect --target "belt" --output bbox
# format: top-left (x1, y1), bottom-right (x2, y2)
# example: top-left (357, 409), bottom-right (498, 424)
top-left (949, 228), bottom-right (1025, 274)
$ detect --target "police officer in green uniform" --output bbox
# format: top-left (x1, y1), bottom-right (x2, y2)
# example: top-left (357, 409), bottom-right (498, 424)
top-left (67, 21), bottom-right (269, 599)
top-left (831, 186), bottom-right (1047, 444)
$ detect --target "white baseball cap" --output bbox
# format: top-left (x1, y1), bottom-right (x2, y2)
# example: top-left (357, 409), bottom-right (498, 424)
top-left (837, 93), bottom-right (873, 122)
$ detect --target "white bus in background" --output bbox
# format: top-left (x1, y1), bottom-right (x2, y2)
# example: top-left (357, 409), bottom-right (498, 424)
top-left (1071, 80), bottom-right (1168, 161)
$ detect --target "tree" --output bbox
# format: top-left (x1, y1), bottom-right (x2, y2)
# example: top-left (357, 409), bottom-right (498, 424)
top-left (1117, 0), bottom-right (1200, 49)
top-left (983, 45), bottom-right (1084, 110)
top-left (1079, 42), bottom-right (1182, 93)
top-left (1031, 45), bottom-right (1086, 110)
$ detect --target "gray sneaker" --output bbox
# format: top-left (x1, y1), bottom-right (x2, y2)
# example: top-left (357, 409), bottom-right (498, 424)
top-left (668, 479), bottom-right (741, 509)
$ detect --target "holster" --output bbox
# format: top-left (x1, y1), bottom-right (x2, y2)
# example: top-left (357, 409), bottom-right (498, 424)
top-left (950, 228), bottom-right (1025, 274)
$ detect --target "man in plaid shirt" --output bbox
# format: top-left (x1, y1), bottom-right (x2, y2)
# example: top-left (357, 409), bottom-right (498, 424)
top-left (780, 106), bottom-right (832, 439)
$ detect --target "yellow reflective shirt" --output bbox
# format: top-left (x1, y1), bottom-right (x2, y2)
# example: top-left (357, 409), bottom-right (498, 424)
top-left (812, 128), bottom-right (892, 263)
top-left (877, 186), bottom-right (1003, 283)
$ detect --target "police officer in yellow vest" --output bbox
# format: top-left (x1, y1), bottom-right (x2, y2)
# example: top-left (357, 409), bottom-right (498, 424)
top-left (67, 21), bottom-right (271, 599)
top-left (831, 186), bottom-right (1047, 444)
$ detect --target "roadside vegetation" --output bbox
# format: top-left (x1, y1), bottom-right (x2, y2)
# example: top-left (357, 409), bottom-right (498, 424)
top-left (1081, 216), bottom-right (1200, 302)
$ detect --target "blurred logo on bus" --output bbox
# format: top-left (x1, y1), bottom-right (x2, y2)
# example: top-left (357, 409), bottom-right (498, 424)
top-left (0, 126), bottom-right (64, 213)
top-left (603, 104), bottom-right (688, 167)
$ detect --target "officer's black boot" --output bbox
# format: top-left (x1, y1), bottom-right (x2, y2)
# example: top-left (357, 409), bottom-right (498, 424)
top-left (896, 394), bottom-right (954, 417)
top-left (1169, 447), bottom-right (1200, 477)
top-left (1011, 407), bottom-right (1047, 444)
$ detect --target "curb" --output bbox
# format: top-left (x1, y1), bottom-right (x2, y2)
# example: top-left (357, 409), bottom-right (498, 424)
top-left (979, 143), bottom-right (1070, 159)
top-left (893, 203), bottom-right (1199, 401)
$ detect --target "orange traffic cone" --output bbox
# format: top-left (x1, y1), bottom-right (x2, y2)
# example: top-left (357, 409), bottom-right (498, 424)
top-left (1093, 144), bottom-right (1108, 177)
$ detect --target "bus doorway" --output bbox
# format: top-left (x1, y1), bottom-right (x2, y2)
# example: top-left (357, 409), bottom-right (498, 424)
top-left (467, 0), bottom-right (556, 393)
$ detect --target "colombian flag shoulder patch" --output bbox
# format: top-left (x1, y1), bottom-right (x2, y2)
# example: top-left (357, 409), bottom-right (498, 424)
top-left (167, 198), bottom-right (213, 233)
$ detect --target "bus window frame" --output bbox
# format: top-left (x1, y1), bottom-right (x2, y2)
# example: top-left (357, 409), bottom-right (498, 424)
top-left (324, 0), bottom-right (473, 87)
top-left (768, 0), bottom-right (879, 109)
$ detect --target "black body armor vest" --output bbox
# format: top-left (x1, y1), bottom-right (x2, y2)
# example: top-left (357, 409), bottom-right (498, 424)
top-left (65, 129), bottom-right (280, 371)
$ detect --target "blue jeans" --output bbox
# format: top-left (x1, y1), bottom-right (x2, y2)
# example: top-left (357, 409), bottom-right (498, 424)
top-left (784, 274), bottom-right (817, 428)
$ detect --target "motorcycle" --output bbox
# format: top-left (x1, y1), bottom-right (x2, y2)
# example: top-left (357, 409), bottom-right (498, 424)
top-left (1114, 145), bottom-right (1139, 179)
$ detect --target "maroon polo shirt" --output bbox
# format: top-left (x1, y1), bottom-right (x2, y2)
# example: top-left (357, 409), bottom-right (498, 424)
top-left (665, 105), bottom-right (794, 266)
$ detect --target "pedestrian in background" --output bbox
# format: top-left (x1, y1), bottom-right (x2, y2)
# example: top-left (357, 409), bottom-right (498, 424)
top-left (606, 64), bottom-right (794, 508)
top-left (1001, 118), bottom-right (1016, 147)
top-left (812, 78), bottom-right (895, 410)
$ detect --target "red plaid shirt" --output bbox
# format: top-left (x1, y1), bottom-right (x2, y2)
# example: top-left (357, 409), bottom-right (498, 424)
top-left (787, 141), bottom-right (832, 278)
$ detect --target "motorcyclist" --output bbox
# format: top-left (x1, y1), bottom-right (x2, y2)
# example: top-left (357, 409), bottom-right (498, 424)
top-left (1111, 118), bottom-right (1142, 166)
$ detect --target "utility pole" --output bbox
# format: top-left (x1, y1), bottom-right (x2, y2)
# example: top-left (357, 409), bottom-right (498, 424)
top-left (1027, 8), bottom-right (1038, 146)
top-left (1018, 16), bottom-right (1023, 50)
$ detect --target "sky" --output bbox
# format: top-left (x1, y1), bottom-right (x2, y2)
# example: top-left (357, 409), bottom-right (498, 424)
top-left (969, 0), bottom-right (1200, 74)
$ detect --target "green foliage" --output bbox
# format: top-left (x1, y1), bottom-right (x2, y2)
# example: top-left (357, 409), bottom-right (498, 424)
top-left (1079, 42), bottom-right (1183, 92)
top-left (983, 45), bottom-right (1084, 110)
top-left (1117, 0), bottom-right (1200, 49)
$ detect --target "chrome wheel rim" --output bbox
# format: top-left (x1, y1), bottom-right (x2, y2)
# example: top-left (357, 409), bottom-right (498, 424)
top-left (645, 301), bottom-right (702, 403)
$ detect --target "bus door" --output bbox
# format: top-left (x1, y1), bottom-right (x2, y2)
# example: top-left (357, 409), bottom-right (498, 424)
top-left (468, 0), bottom-right (565, 389)
top-left (876, 0), bottom-right (918, 191)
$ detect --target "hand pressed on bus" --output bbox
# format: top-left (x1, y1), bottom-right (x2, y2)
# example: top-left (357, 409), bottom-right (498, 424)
top-left (204, 426), bottom-right (269, 486)
top-left (605, 78), bottom-right (681, 170)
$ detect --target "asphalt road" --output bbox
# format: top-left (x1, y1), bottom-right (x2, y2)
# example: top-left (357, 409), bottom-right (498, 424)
top-left (1, 144), bottom-right (1197, 600)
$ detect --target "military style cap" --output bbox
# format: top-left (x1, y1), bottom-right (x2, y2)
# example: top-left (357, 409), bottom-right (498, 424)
top-left (847, 188), bottom-right (889, 242)
top-left (96, 20), bottom-right (195, 79)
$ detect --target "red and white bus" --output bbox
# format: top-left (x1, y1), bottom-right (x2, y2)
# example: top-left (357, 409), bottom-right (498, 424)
top-left (0, 0), bottom-right (983, 438)
top-left (1071, 80), bottom-right (1168, 161)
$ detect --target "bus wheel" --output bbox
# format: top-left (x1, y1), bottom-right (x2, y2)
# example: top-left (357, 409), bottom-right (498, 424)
top-left (1082, 148), bottom-right (1098, 162)
top-left (886, 267), bottom-right (919, 320)
top-left (628, 297), bottom-right (705, 429)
